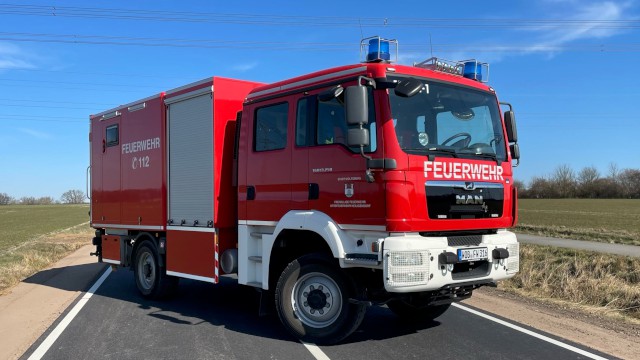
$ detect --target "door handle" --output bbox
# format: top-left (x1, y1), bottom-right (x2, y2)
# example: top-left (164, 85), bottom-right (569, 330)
top-left (247, 186), bottom-right (256, 200)
top-left (308, 183), bottom-right (319, 200)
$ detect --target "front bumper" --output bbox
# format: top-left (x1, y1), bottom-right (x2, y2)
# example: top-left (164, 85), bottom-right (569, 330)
top-left (382, 230), bottom-right (519, 293)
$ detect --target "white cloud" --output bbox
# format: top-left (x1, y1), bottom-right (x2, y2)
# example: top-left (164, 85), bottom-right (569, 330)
top-left (0, 42), bottom-right (37, 70)
top-left (522, 1), bottom-right (632, 54)
top-left (231, 62), bottom-right (258, 72)
top-left (17, 128), bottom-right (52, 139)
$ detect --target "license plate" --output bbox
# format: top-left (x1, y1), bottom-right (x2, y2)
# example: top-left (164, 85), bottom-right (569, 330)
top-left (457, 247), bottom-right (488, 262)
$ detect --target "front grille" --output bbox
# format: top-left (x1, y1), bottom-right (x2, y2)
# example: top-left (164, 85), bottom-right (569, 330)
top-left (448, 235), bottom-right (482, 247)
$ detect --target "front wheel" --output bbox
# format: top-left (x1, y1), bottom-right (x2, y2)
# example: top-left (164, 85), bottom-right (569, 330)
top-left (134, 241), bottom-right (178, 299)
top-left (275, 254), bottom-right (366, 345)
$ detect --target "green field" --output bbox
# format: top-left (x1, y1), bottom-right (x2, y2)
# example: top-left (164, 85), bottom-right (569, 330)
top-left (517, 199), bottom-right (640, 246)
top-left (0, 205), bottom-right (90, 252)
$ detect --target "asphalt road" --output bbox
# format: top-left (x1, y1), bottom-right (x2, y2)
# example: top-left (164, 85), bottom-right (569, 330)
top-left (22, 269), bottom-right (615, 360)
top-left (517, 233), bottom-right (640, 257)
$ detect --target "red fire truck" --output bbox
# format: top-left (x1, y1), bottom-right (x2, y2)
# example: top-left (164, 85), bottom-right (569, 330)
top-left (89, 37), bottom-right (520, 344)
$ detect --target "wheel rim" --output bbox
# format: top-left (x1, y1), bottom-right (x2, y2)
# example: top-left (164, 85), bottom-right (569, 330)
top-left (291, 272), bottom-right (342, 328)
top-left (137, 250), bottom-right (155, 291)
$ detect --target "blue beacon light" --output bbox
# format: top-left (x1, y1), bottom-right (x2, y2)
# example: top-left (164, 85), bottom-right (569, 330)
top-left (463, 61), bottom-right (483, 82)
top-left (367, 38), bottom-right (391, 62)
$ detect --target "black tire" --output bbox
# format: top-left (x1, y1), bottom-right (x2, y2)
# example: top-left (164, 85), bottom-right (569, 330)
top-left (387, 300), bottom-right (450, 322)
top-left (275, 254), bottom-right (366, 345)
top-left (134, 241), bottom-right (178, 299)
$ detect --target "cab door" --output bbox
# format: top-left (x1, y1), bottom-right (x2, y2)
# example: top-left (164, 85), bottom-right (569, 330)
top-left (303, 84), bottom-right (385, 228)
top-left (244, 100), bottom-right (292, 222)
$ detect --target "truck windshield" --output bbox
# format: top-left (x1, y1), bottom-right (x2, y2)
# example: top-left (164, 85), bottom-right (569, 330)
top-left (388, 76), bottom-right (507, 161)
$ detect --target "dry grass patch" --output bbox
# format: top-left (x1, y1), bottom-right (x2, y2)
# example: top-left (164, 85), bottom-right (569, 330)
top-left (501, 244), bottom-right (640, 321)
top-left (0, 223), bottom-right (92, 295)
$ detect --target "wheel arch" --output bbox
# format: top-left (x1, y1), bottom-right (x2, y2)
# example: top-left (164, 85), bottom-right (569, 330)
top-left (263, 210), bottom-right (351, 290)
top-left (130, 232), bottom-right (161, 268)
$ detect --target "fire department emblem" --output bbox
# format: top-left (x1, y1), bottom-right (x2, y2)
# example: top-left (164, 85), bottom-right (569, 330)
top-left (345, 184), bottom-right (354, 198)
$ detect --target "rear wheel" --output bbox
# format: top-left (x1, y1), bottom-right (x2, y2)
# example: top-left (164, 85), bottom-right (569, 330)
top-left (387, 300), bottom-right (450, 321)
top-left (275, 254), bottom-right (366, 345)
top-left (134, 241), bottom-right (178, 299)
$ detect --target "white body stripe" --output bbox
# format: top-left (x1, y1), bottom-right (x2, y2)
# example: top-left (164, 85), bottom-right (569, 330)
top-left (166, 226), bottom-right (216, 233)
top-left (166, 271), bottom-right (216, 283)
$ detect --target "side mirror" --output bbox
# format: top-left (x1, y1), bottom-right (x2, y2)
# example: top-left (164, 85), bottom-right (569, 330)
top-left (510, 143), bottom-right (520, 160)
top-left (394, 77), bottom-right (423, 98)
top-left (345, 86), bottom-right (368, 125)
top-left (504, 110), bottom-right (518, 143)
top-left (347, 128), bottom-right (370, 148)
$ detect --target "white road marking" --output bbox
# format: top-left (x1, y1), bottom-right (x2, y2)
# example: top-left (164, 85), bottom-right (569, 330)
top-left (452, 303), bottom-right (610, 360)
top-left (27, 267), bottom-right (112, 360)
top-left (300, 341), bottom-right (331, 360)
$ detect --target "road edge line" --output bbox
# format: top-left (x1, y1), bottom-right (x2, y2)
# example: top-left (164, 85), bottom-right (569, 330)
top-left (27, 266), bottom-right (112, 360)
top-left (300, 341), bottom-right (331, 360)
top-left (452, 303), bottom-right (609, 360)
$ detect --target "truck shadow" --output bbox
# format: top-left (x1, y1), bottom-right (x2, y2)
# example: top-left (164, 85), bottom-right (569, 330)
top-left (21, 263), bottom-right (107, 292)
top-left (99, 269), bottom-right (443, 345)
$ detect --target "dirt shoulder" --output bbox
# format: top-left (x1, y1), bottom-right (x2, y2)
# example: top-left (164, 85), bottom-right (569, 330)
top-left (463, 287), bottom-right (640, 360)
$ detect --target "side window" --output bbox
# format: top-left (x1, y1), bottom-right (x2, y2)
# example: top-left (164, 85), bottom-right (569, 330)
top-left (316, 88), bottom-right (377, 153)
top-left (254, 102), bottom-right (289, 152)
top-left (106, 124), bottom-right (119, 147)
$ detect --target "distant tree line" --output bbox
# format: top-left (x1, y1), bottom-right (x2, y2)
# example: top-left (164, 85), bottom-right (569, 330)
top-left (515, 163), bottom-right (640, 199)
top-left (0, 190), bottom-right (87, 205)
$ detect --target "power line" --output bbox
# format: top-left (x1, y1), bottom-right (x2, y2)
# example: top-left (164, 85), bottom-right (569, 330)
top-left (1, 3), bottom-right (639, 29)
top-left (2, 31), bottom-right (640, 53)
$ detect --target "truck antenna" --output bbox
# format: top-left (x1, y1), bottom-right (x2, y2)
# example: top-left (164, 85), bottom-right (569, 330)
top-left (430, 33), bottom-right (434, 57)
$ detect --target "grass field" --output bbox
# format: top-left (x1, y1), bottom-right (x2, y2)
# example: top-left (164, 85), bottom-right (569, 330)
top-left (517, 199), bottom-right (640, 246)
top-left (0, 205), bottom-right (91, 293)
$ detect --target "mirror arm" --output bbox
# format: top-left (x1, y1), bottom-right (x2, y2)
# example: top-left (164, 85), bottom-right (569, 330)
top-left (357, 75), bottom-right (376, 89)
top-left (499, 102), bottom-right (513, 111)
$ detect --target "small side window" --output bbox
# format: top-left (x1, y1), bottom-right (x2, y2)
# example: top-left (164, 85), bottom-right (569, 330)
top-left (296, 97), bottom-right (316, 147)
top-left (106, 125), bottom-right (119, 147)
top-left (254, 102), bottom-right (289, 152)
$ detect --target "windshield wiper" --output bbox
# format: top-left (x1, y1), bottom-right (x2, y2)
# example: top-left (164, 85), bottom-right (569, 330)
top-left (455, 149), bottom-right (501, 164)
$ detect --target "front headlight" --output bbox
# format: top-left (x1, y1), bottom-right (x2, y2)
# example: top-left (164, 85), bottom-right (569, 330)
top-left (391, 252), bottom-right (424, 267)
top-left (386, 251), bottom-right (430, 287)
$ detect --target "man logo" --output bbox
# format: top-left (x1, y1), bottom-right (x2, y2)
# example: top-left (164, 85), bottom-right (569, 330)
top-left (456, 195), bottom-right (483, 205)
top-left (345, 184), bottom-right (354, 198)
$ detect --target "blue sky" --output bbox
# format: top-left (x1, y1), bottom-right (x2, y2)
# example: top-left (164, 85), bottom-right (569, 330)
top-left (0, 0), bottom-right (639, 198)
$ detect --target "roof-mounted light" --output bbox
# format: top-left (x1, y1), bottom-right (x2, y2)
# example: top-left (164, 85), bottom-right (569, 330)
top-left (462, 60), bottom-right (489, 82)
top-left (360, 36), bottom-right (398, 63)
top-left (414, 57), bottom-right (490, 83)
